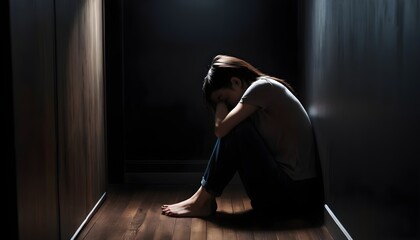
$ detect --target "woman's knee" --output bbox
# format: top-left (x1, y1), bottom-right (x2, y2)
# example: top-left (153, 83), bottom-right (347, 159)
top-left (226, 119), bottom-right (257, 140)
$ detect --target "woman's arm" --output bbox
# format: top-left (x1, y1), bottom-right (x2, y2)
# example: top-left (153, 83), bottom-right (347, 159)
top-left (214, 101), bottom-right (258, 138)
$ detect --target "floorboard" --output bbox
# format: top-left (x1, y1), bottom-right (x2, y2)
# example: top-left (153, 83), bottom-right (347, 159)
top-left (76, 184), bottom-right (334, 240)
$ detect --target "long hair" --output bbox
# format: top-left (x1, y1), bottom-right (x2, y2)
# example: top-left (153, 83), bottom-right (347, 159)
top-left (202, 55), bottom-right (293, 109)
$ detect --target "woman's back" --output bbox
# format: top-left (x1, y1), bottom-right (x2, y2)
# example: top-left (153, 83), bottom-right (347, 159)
top-left (240, 77), bottom-right (316, 180)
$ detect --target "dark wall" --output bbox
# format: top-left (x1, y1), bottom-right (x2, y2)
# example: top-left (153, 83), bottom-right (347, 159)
top-left (2, 0), bottom-right (18, 239)
top-left (302, 0), bottom-right (420, 239)
top-left (115, 0), bottom-right (300, 178)
top-left (104, 0), bottom-right (125, 183)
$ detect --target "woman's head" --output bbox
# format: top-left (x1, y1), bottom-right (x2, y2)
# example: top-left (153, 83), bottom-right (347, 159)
top-left (202, 55), bottom-right (263, 109)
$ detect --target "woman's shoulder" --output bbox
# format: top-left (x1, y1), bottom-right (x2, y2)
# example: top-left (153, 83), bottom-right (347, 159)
top-left (251, 76), bottom-right (288, 91)
top-left (250, 77), bottom-right (271, 88)
top-left (243, 77), bottom-right (282, 99)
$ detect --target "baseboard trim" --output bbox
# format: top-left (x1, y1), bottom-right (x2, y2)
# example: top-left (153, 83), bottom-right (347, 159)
top-left (125, 172), bottom-right (242, 185)
top-left (125, 160), bottom-right (208, 173)
top-left (324, 204), bottom-right (353, 240)
top-left (70, 192), bottom-right (107, 240)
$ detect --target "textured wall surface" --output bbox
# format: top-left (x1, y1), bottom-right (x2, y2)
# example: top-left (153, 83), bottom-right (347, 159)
top-left (55, 0), bottom-right (106, 238)
top-left (10, 0), bottom-right (60, 238)
top-left (302, 1), bottom-right (420, 239)
top-left (120, 0), bottom-right (300, 180)
top-left (9, 0), bottom-right (107, 239)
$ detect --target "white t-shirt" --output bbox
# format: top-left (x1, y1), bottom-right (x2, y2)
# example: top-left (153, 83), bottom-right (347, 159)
top-left (240, 77), bottom-right (316, 180)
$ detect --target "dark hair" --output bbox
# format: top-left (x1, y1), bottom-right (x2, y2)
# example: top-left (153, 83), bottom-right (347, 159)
top-left (202, 55), bottom-right (293, 109)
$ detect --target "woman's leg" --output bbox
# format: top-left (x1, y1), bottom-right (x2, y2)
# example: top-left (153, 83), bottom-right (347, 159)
top-left (201, 119), bottom-right (318, 217)
top-left (230, 121), bottom-right (320, 217)
top-left (222, 120), bottom-right (290, 211)
top-left (162, 120), bottom-right (296, 217)
top-left (200, 119), bottom-right (287, 203)
top-left (200, 137), bottom-right (240, 197)
top-left (161, 135), bottom-right (235, 217)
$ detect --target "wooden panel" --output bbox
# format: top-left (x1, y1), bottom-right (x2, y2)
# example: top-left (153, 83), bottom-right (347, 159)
top-left (9, 0), bottom-right (60, 239)
top-left (55, 0), bottom-right (106, 238)
top-left (82, 0), bottom-right (107, 212)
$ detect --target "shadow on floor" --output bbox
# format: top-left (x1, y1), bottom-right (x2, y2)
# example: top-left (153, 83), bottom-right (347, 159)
top-left (204, 208), bottom-right (324, 231)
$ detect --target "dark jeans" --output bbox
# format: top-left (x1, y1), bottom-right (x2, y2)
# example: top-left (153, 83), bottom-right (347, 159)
top-left (201, 120), bottom-right (321, 217)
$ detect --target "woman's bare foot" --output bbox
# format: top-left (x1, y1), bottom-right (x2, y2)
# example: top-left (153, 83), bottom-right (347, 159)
top-left (161, 186), bottom-right (217, 217)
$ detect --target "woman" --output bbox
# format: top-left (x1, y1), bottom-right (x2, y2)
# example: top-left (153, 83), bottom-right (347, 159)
top-left (161, 55), bottom-right (321, 219)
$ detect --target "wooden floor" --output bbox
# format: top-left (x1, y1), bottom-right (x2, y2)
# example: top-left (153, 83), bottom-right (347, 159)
top-left (76, 184), bottom-right (334, 240)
